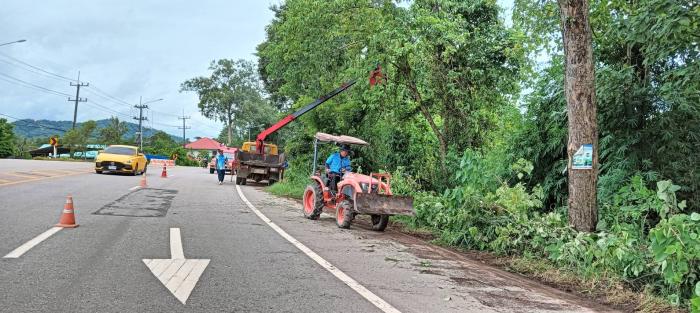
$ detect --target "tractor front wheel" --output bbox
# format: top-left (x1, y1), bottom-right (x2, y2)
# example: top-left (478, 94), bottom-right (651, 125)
top-left (303, 184), bottom-right (323, 220)
top-left (336, 199), bottom-right (354, 229)
top-left (370, 214), bottom-right (390, 232)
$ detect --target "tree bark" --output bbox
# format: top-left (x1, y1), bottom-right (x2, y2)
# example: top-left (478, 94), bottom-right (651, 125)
top-left (408, 83), bottom-right (447, 174)
top-left (558, 0), bottom-right (598, 232)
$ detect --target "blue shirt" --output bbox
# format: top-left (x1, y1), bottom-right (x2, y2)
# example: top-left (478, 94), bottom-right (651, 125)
top-left (216, 154), bottom-right (227, 170)
top-left (325, 152), bottom-right (351, 173)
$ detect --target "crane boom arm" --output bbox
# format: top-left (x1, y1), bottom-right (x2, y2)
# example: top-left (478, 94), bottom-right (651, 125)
top-left (255, 80), bottom-right (357, 153)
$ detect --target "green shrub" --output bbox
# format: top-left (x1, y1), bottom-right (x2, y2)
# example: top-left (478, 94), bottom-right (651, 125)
top-left (409, 148), bottom-right (697, 309)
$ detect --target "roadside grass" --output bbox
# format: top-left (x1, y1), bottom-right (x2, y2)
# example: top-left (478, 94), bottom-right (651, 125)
top-left (390, 218), bottom-right (683, 313)
top-left (267, 179), bottom-right (306, 199)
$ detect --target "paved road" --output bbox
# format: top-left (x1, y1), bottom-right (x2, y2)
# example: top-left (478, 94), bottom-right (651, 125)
top-left (0, 160), bottom-right (616, 313)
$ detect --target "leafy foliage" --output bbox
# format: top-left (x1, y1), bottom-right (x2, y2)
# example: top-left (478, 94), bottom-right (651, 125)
top-left (99, 117), bottom-right (128, 145)
top-left (63, 120), bottom-right (97, 157)
top-left (254, 0), bottom-right (699, 308)
top-left (0, 118), bottom-right (17, 158)
top-left (512, 0), bottom-right (700, 210)
top-left (180, 59), bottom-right (273, 146)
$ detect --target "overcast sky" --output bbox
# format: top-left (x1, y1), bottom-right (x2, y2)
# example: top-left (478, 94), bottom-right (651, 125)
top-left (1, 0), bottom-right (513, 139)
top-left (0, 1), bottom-right (279, 139)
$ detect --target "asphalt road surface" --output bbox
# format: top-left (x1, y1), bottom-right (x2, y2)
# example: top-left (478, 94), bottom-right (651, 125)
top-left (0, 160), bottom-right (617, 313)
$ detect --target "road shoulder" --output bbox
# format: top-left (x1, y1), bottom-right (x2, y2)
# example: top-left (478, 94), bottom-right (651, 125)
top-left (238, 184), bottom-right (617, 313)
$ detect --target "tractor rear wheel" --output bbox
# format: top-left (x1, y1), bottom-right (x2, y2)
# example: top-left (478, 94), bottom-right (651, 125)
top-left (335, 199), bottom-right (354, 229)
top-left (303, 184), bottom-right (323, 220)
top-left (370, 214), bottom-right (390, 232)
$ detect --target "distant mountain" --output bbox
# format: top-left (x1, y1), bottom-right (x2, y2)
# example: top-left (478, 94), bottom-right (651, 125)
top-left (10, 119), bottom-right (181, 142)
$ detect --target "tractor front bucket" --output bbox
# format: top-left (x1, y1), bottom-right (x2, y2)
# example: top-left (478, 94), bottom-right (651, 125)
top-left (354, 193), bottom-right (414, 216)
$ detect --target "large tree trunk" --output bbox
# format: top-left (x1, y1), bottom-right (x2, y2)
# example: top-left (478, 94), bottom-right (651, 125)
top-left (407, 82), bottom-right (447, 174)
top-left (226, 121), bottom-right (233, 146)
top-left (558, 0), bottom-right (598, 232)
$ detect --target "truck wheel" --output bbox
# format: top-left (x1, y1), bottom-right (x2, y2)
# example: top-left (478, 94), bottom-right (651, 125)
top-left (336, 199), bottom-right (354, 229)
top-left (209, 168), bottom-right (215, 174)
top-left (303, 184), bottom-right (323, 220)
top-left (95, 170), bottom-right (102, 174)
top-left (235, 177), bottom-right (241, 185)
top-left (370, 214), bottom-right (390, 232)
top-left (268, 179), bottom-right (277, 186)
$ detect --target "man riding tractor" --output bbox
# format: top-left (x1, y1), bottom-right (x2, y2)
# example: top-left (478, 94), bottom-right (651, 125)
top-left (325, 144), bottom-right (352, 193)
top-left (303, 132), bottom-right (414, 231)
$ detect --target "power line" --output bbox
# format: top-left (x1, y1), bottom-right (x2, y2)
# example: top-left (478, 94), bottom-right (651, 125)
top-left (83, 100), bottom-right (133, 120)
top-left (0, 51), bottom-right (77, 82)
top-left (0, 72), bottom-right (71, 97)
top-left (88, 84), bottom-right (133, 107)
top-left (0, 58), bottom-right (70, 83)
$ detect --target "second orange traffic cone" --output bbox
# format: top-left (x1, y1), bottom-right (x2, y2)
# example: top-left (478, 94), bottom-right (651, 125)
top-left (56, 195), bottom-right (79, 228)
top-left (161, 165), bottom-right (168, 178)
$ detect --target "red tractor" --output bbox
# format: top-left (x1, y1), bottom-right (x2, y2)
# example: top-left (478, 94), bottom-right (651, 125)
top-left (303, 132), bottom-right (414, 231)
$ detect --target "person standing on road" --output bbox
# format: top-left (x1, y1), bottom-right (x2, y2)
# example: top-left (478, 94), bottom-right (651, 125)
top-left (215, 149), bottom-right (227, 185)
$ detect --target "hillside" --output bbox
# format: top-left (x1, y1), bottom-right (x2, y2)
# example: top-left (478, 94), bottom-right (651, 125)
top-left (10, 119), bottom-right (181, 142)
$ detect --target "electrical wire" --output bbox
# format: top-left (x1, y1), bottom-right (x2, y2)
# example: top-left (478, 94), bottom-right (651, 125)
top-left (0, 58), bottom-right (70, 83)
top-left (87, 84), bottom-right (133, 107)
top-left (0, 52), bottom-right (77, 82)
top-left (0, 72), bottom-right (71, 97)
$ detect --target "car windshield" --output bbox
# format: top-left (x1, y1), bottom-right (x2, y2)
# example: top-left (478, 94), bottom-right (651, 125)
top-left (104, 146), bottom-right (136, 156)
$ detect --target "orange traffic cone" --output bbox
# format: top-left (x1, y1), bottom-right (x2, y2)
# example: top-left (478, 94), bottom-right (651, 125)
top-left (56, 195), bottom-right (79, 228)
top-left (140, 175), bottom-right (147, 188)
top-left (161, 165), bottom-right (168, 178)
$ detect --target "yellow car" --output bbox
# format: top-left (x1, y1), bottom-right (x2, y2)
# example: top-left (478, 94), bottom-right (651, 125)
top-left (95, 145), bottom-right (148, 175)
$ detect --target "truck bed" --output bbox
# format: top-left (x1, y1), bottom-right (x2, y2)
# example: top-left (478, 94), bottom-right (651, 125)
top-left (238, 152), bottom-right (285, 168)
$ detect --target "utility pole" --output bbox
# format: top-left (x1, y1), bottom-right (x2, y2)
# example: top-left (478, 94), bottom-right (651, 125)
top-left (178, 110), bottom-right (191, 147)
top-left (68, 71), bottom-right (89, 129)
top-left (134, 96), bottom-right (148, 152)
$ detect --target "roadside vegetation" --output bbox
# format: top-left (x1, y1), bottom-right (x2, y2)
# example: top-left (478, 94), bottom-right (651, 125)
top-left (257, 0), bottom-right (699, 311)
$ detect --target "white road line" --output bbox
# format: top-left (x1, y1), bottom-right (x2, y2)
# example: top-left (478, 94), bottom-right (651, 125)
top-left (235, 185), bottom-right (402, 313)
top-left (170, 228), bottom-right (185, 260)
top-left (3, 227), bottom-right (63, 258)
top-left (129, 186), bottom-right (141, 191)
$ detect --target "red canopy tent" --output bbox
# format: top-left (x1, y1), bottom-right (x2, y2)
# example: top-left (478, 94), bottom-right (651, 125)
top-left (184, 137), bottom-right (225, 150)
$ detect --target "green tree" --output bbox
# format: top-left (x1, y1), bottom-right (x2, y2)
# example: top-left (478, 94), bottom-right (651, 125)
top-left (180, 59), bottom-right (264, 146)
top-left (257, 0), bottom-right (524, 189)
top-left (558, 0), bottom-right (599, 231)
top-left (63, 120), bottom-right (97, 158)
top-left (144, 131), bottom-right (178, 156)
top-left (513, 0), bottom-right (700, 209)
top-left (0, 118), bottom-right (17, 158)
top-left (99, 117), bottom-right (128, 144)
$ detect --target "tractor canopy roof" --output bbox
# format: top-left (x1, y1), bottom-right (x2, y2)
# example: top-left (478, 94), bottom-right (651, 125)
top-left (314, 132), bottom-right (368, 146)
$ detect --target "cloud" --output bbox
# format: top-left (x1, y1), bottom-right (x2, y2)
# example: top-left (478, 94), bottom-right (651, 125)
top-left (0, 0), bottom-right (278, 139)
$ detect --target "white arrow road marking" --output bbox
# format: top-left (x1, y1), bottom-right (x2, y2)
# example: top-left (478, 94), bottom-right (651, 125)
top-left (143, 228), bottom-right (210, 304)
